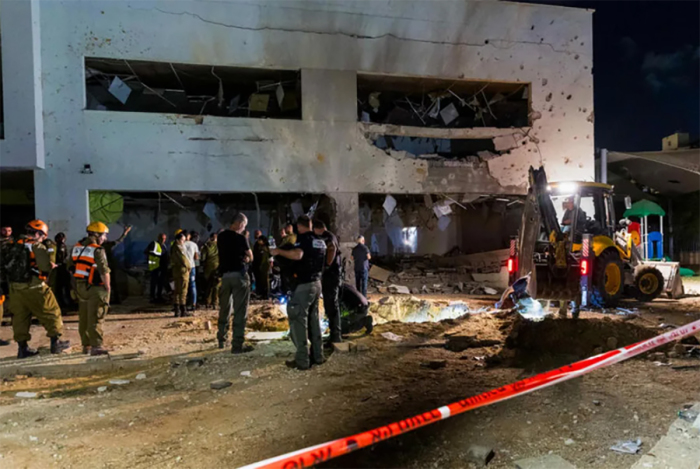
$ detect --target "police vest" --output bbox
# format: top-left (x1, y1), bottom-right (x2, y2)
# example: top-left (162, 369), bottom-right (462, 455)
top-left (17, 238), bottom-right (47, 281)
top-left (71, 243), bottom-right (104, 286)
top-left (148, 242), bottom-right (162, 271)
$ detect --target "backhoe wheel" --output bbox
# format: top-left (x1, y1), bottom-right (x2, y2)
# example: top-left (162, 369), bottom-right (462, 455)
top-left (634, 267), bottom-right (664, 302)
top-left (590, 250), bottom-right (624, 308)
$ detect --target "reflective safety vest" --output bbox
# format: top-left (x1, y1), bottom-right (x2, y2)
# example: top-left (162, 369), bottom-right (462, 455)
top-left (148, 242), bottom-right (162, 271)
top-left (16, 238), bottom-right (47, 281)
top-left (71, 243), bottom-right (104, 286)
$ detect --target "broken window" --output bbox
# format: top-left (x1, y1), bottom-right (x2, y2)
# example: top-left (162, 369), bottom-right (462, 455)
top-left (358, 74), bottom-right (529, 129)
top-left (85, 58), bottom-right (301, 119)
top-left (372, 135), bottom-right (501, 162)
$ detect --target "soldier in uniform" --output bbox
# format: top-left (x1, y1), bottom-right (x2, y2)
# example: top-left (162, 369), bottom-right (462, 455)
top-left (6, 220), bottom-right (70, 358)
top-left (0, 225), bottom-right (12, 346)
top-left (170, 231), bottom-right (192, 318)
top-left (68, 222), bottom-right (112, 355)
top-left (272, 216), bottom-right (326, 370)
top-left (200, 232), bottom-right (220, 309)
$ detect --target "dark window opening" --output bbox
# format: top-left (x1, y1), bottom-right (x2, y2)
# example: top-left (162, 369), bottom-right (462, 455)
top-left (85, 58), bottom-right (301, 119)
top-left (372, 135), bottom-right (500, 161)
top-left (358, 74), bottom-right (529, 129)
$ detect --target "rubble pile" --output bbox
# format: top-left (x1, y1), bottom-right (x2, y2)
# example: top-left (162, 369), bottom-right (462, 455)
top-left (368, 250), bottom-right (507, 296)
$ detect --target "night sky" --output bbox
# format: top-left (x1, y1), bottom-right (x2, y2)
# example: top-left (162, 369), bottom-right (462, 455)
top-left (530, 0), bottom-right (700, 152)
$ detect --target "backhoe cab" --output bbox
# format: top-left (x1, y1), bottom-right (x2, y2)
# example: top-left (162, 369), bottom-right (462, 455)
top-left (508, 166), bottom-right (664, 317)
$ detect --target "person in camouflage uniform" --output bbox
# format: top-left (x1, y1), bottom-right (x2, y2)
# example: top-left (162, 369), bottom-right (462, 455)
top-left (201, 232), bottom-right (221, 309)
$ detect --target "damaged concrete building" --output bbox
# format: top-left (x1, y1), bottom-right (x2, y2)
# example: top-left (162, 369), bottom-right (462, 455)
top-left (1, 0), bottom-right (594, 259)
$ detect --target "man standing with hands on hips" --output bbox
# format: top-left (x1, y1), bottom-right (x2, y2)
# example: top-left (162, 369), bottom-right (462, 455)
top-left (217, 213), bottom-right (254, 354)
top-left (272, 215), bottom-right (326, 370)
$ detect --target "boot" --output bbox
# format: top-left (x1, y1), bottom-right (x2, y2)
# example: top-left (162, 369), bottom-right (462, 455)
top-left (82, 346), bottom-right (91, 355)
top-left (17, 341), bottom-right (39, 359)
top-left (50, 336), bottom-right (70, 354)
top-left (218, 340), bottom-right (225, 349)
top-left (0, 338), bottom-right (10, 346)
top-left (365, 316), bottom-right (374, 334)
top-left (173, 304), bottom-right (180, 318)
top-left (90, 346), bottom-right (109, 356)
top-left (180, 305), bottom-right (193, 317)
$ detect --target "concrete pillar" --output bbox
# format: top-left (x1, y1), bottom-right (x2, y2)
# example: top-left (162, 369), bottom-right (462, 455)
top-left (1, 0), bottom-right (45, 169)
top-left (34, 170), bottom-right (89, 242)
top-left (301, 69), bottom-right (357, 122)
top-left (328, 192), bottom-right (360, 282)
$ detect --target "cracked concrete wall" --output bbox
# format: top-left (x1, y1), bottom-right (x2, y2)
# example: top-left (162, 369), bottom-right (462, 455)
top-left (27, 0), bottom-right (593, 240)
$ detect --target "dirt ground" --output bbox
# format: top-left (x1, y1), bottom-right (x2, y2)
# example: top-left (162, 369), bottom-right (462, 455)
top-left (0, 291), bottom-right (699, 469)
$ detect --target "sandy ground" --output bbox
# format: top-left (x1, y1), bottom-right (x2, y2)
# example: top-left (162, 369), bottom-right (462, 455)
top-left (0, 292), bottom-right (699, 469)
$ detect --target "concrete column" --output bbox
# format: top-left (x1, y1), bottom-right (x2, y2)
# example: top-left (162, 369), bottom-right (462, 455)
top-left (329, 192), bottom-right (360, 282)
top-left (330, 192), bottom-right (360, 244)
top-left (301, 69), bottom-right (357, 122)
top-left (1, 0), bottom-right (45, 169)
top-left (34, 170), bottom-right (89, 242)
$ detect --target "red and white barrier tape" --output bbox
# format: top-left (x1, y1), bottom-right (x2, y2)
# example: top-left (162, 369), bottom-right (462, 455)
top-left (239, 319), bottom-right (700, 469)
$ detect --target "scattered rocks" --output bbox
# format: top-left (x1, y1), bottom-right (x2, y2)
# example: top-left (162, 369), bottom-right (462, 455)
top-left (240, 371), bottom-right (252, 377)
top-left (135, 373), bottom-right (147, 380)
top-left (564, 438), bottom-right (575, 446)
top-left (210, 380), bottom-right (233, 390)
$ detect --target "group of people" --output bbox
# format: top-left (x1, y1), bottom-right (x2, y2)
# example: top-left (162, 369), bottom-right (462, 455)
top-left (0, 215), bottom-right (375, 371)
top-left (0, 220), bottom-right (124, 358)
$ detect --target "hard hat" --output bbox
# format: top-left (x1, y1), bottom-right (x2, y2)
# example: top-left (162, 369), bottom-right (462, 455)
top-left (174, 229), bottom-right (184, 236)
top-left (26, 220), bottom-right (48, 236)
top-left (87, 221), bottom-right (109, 234)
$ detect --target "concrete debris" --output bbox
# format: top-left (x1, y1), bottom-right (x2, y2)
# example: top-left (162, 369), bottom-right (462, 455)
top-left (109, 379), bottom-right (130, 386)
top-left (333, 342), bottom-right (351, 353)
top-left (29, 436), bottom-right (39, 443)
top-left (610, 438), bottom-right (642, 454)
top-left (240, 371), bottom-right (252, 377)
top-left (210, 380), bottom-right (233, 390)
top-left (369, 265), bottom-right (393, 283)
top-left (515, 454), bottom-right (577, 469)
top-left (205, 321), bottom-right (213, 331)
top-left (97, 386), bottom-right (108, 393)
top-left (482, 286), bottom-right (498, 295)
top-left (388, 284), bottom-right (411, 295)
top-left (108, 349), bottom-right (144, 361)
top-left (15, 392), bottom-right (38, 399)
top-left (246, 331), bottom-right (287, 341)
top-left (381, 332), bottom-right (404, 342)
top-left (465, 444), bottom-right (495, 466)
top-left (135, 373), bottom-right (147, 380)
top-left (420, 360), bottom-right (447, 370)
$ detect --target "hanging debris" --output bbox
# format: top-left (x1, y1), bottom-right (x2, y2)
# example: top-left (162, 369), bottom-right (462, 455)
top-left (85, 57), bottom-right (301, 119)
top-left (357, 74), bottom-right (529, 129)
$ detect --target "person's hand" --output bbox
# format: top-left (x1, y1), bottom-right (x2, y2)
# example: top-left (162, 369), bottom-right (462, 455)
top-left (124, 225), bottom-right (133, 234)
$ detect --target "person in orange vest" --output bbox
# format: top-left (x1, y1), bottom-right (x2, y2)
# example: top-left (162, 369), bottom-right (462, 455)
top-left (4, 220), bottom-right (70, 358)
top-left (68, 222), bottom-right (112, 355)
top-left (0, 288), bottom-right (9, 346)
top-left (0, 225), bottom-right (12, 346)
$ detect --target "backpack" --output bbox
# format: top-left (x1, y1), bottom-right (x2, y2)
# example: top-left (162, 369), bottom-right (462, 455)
top-left (0, 242), bottom-right (33, 283)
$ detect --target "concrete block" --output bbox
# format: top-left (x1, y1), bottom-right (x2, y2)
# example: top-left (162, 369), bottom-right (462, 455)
top-left (514, 454), bottom-right (577, 469)
top-left (333, 342), bottom-right (351, 353)
top-left (369, 265), bottom-right (393, 283)
top-left (210, 380), bottom-right (232, 390)
top-left (465, 444), bottom-right (494, 466)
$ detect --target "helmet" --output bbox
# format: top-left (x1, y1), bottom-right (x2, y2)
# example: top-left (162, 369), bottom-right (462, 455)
top-left (87, 221), bottom-right (109, 234)
top-left (174, 229), bottom-right (184, 236)
top-left (26, 220), bottom-right (48, 236)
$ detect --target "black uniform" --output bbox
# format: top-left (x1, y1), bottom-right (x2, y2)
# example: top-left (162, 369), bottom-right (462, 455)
top-left (340, 282), bottom-right (373, 334)
top-left (287, 232), bottom-right (326, 369)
